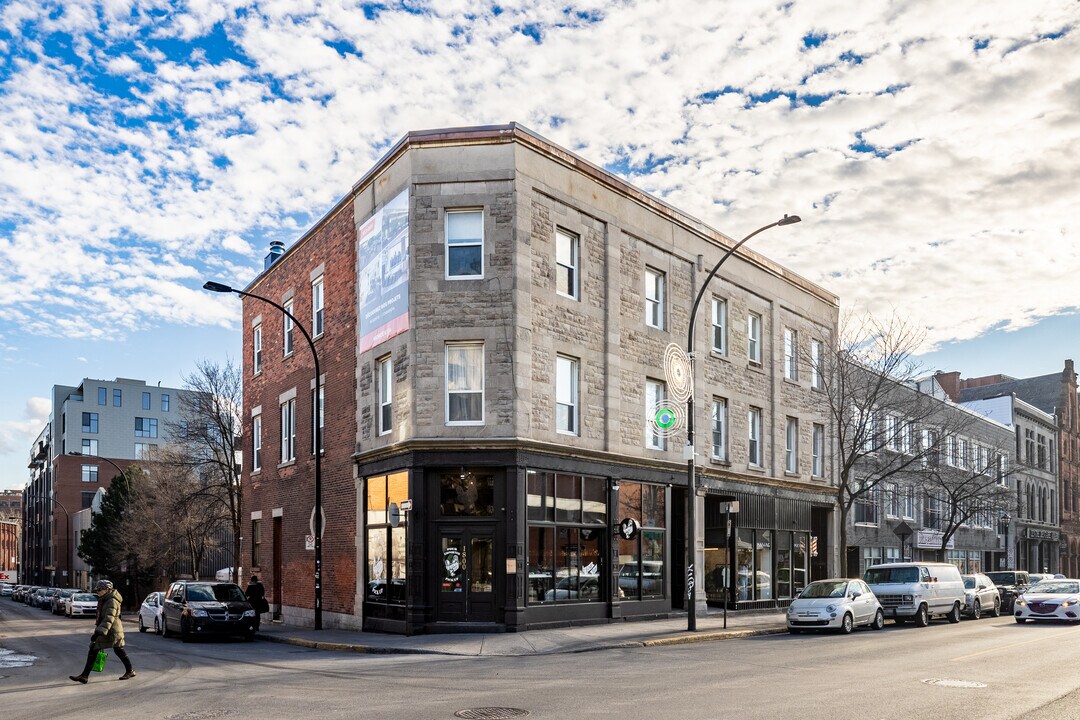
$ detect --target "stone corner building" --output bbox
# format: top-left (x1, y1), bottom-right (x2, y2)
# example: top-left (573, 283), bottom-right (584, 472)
top-left (241, 123), bottom-right (840, 634)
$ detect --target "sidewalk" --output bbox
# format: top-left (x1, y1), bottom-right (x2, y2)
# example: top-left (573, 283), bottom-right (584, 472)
top-left (247, 609), bottom-right (788, 656)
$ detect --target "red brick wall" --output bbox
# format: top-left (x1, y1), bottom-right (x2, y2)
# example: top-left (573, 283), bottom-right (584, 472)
top-left (242, 201), bottom-right (358, 621)
top-left (53, 454), bottom-right (133, 585)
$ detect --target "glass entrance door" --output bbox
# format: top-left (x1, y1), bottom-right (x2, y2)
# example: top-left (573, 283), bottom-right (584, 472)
top-left (438, 527), bottom-right (495, 623)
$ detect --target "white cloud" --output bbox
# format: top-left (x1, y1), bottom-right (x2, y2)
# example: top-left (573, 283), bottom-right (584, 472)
top-left (0, 396), bottom-right (49, 456)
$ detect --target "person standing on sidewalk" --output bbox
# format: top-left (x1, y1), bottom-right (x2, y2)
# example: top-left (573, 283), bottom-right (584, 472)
top-left (69, 579), bottom-right (136, 684)
top-left (245, 575), bottom-right (269, 631)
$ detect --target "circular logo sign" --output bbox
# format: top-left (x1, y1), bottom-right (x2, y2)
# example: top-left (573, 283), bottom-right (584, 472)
top-left (654, 406), bottom-right (678, 430)
top-left (618, 518), bottom-right (641, 541)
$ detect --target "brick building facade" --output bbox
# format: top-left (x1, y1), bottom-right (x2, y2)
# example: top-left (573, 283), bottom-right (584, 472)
top-left (240, 124), bottom-right (839, 634)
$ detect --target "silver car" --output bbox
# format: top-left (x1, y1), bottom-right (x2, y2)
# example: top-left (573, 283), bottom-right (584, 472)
top-left (962, 573), bottom-right (1001, 619)
top-left (138, 591), bottom-right (166, 634)
top-left (786, 578), bottom-right (885, 634)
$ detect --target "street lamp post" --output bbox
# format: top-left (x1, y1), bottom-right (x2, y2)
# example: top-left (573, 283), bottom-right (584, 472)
top-left (684, 214), bottom-right (800, 632)
top-left (203, 280), bottom-right (324, 631)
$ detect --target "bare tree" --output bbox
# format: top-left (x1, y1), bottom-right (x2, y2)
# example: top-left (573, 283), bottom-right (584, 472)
top-left (166, 359), bottom-right (244, 583)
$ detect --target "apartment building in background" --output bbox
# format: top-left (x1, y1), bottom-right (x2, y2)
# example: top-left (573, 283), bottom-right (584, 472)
top-left (241, 123), bottom-right (840, 634)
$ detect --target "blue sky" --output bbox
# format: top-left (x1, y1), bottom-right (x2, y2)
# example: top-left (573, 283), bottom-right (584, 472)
top-left (2, 1), bottom-right (1079, 489)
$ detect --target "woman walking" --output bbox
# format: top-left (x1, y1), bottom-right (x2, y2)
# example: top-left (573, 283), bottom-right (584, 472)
top-left (69, 579), bottom-right (136, 683)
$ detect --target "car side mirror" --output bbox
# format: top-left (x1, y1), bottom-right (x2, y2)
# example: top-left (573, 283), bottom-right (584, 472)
top-left (850, 590), bottom-right (862, 599)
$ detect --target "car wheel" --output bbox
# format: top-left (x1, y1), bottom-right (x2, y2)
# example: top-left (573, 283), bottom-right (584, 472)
top-left (947, 601), bottom-right (961, 624)
top-left (914, 604), bottom-right (930, 627)
top-left (181, 619), bottom-right (191, 643)
top-left (971, 600), bottom-right (981, 620)
top-left (991, 598), bottom-right (1001, 617)
top-left (139, 616), bottom-right (147, 633)
top-left (840, 613), bottom-right (854, 634)
top-left (1015, 617), bottom-right (1027, 624)
top-left (871, 609), bottom-right (885, 630)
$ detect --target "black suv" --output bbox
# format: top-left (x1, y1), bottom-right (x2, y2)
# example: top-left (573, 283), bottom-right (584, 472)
top-left (162, 581), bottom-right (256, 642)
top-left (985, 570), bottom-right (1031, 613)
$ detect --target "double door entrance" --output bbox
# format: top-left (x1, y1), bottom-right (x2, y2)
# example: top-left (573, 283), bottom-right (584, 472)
top-left (437, 526), bottom-right (495, 623)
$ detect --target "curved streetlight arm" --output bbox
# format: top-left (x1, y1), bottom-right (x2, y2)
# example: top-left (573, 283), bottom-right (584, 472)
top-left (67, 451), bottom-right (126, 479)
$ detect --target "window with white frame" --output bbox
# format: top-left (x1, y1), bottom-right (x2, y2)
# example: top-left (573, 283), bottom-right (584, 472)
top-left (885, 415), bottom-right (900, 451)
top-left (283, 300), bottom-right (295, 356)
top-left (81, 438), bottom-right (98, 457)
top-left (280, 398), bottom-right (296, 463)
top-left (711, 398), bottom-right (727, 460)
top-left (947, 435), bottom-right (959, 466)
top-left (644, 268), bottom-right (665, 329)
top-left (902, 486), bottom-right (917, 519)
top-left (711, 298), bottom-right (727, 354)
top-left (81, 464), bottom-right (98, 483)
top-left (556, 355), bottom-right (579, 435)
top-left (747, 312), bottom-right (762, 363)
top-left (923, 494), bottom-right (942, 529)
top-left (142, 391), bottom-right (151, 410)
top-left (135, 442), bottom-right (154, 460)
top-left (312, 276), bottom-right (325, 337)
top-left (783, 328), bottom-right (798, 380)
top-left (854, 482), bottom-right (879, 524)
top-left (885, 483), bottom-right (901, 518)
top-left (924, 428), bottom-right (940, 466)
top-left (252, 414), bottom-right (262, 472)
top-left (748, 406), bottom-right (763, 466)
top-left (446, 210), bottom-right (483, 278)
top-left (446, 342), bottom-right (484, 424)
top-left (555, 229), bottom-right (579, 299)
top-left (812, 423), bottom-right (824, 477)
top-left (312, 383), bottom-right (324, 454)
top-left (785, 416), bottom-right (799, 473)
top-left (810, 339), bottom-right (824, 390)
top-left (645, 378), bottom-right (666, 450)
top-left (958, 438), bottom-right (970, 470)
top-left (253, 324), bottom-right (262, 374)
top-left (378, 356), bottom-right (393, 435)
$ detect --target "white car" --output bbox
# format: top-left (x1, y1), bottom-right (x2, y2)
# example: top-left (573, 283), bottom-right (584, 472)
top-left (787, 578), bottom-right (885, 634)
top-left (66, 593), bottom-right (98, 617)
top-left (138, 591), bottom-right (166, 634)
top-left (1014, 579), bottom-right (1080, 624)
top-left (961, 573), bottom-right (1001, 619)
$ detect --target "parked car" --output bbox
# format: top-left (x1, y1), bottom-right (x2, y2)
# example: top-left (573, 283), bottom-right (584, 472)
top-left (66, 592), bottom-right (98, 618)
top-left (162, 581), bottom-right (257, 641)
top-left (863, 562), bottom-right (965, 626)
top-left (52, 589), bottom-right (78, 615)
top-left (0, 583), bottom-right (13, 597)
top-left (985, 570), bottom-right (1031, 613)
top-left (1029, 573), bottom-right (1056, 587)
top-left (544, 574), bottom-right (600, 601)
top-left (30, 587), bottom-right (53, 608)
top-left (961, 573), bottom-right (1001, 619)
top-left (786, 578), bottom-right (885, 634)
top-left (138, 591), bottom-right (166, 634)
top-left (1014, 579), bottom-right (1080, 623)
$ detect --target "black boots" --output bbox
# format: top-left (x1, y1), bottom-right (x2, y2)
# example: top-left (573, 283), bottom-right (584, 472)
top-left (69, 675), bottom-right (88, 684)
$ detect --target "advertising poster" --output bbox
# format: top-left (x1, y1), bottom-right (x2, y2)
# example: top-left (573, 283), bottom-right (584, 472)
top-left (357, 189), bottom-right (409, 353)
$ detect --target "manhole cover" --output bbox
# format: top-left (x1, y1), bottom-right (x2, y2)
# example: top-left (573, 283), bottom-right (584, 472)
top-left (455, 709), bottom-right (530, 720)
top-left (922, 678), bottom-right (987, 689)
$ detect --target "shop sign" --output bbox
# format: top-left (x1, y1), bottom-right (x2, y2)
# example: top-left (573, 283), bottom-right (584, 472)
top-left (617, 518), bottom-right (641, 541)
top-left (1026, 528), bottom-right (1059, 541)
top-left (916, 530), bottom-right (955, 550)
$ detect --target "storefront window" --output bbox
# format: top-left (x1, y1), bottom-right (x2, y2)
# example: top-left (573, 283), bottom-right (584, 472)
top-left (366, 471), bottom-right (408, 605)
top-left (527, 471), bottom-right (607, 604)
top-left (756, 531), bottom-right (773, 600)
top-left (439, 470), bottom-right (494, 516)
top-left (616, 481), bottom-right (666, 600)
top-left (737, 528), bottom-right (754, 601)
top-left (776, 532), bottom-right (792, 599)
top-left (791, 533), bottom-right (807, 596)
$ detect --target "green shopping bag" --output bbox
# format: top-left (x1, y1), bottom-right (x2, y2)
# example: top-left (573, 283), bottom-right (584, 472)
top-left (91, 650), bottom-right (108, 673)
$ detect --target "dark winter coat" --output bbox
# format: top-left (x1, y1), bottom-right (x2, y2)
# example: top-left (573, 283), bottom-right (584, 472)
top-left (92, 589), bottom-right (125, 650)
top-left (246, 581), bottom-right (269, 614)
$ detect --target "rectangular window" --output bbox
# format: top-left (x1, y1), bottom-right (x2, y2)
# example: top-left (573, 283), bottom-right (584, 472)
top-left (812, 423), bottom-right (824, 477)
top-left (885, 483), bottom-right (901, 518)
top-left (555, 229), bottom-right (579, 299)
top-left (312, 276), bottom-right (325, 336)
top-left (312, 384), bottom-right (324, 454)
top-left (810, 339), bottom-right (824, 390)
top-left (958, 438), bottom-right (970, 470)
top-left (280, 399), bottom-right (296, 462)
top-left (902, 486), bottom-right (917, 519)
top-left (113, 388), bottom-right (122, 407)
top-left (81, 438), bottom-right (98, 457)
top-left (142, 391), bottom-right (151, 410)
top-left (252, 415), bottom-right (262, 472)
top-left (251, 519), bottom-right (261, 568)
top-left (556, 355), bottom-right (579, 435)
top-left (645, 379), bottom-right (666, 450)
top-left (81, 491), bottom-right (95, 510)
top-left (747, 312), bottom-right (762, 363)
top-left (748, 406), bottom-right (763, 466)
top-left (446, 342), bottom-right (484, 424)
top-left (783, 328), bottom-right (798, 380)
top-left (134, 417), bottom-right (158, 438)
top-left (711, 398), bottom-right (728, 460)
top-left (253, 324), bottom-right (263, 374)
top-left (923, 495), bottom-right (942, 529)
top-left (81, 412), bottom-right (99, 434)
top-left (378, 356), bottom-right (393, 435)
top-left (1037, 433), bottom-right (1048, 470)
top-left (446, 210), bottom-right (483, 278)
top-left (161, 393), bottom-right (170, 412)
top-left (785, 417), bottom-right (799, 473)
top-left (134, 443), bottom-right (154, 460)
top-left (644, 268), bottom-right (665, 329)
top-left (854, 483), bottom-right (879, 524)
top-left (283, 301), bottom-right (295, 356)
top-left (81, 464), bottom-right (99, 483)
top-left (366, 471), bottom-right (410, 605)
top-left (711, 298), bottom-right (727, 354)
top-left (97, 387), bottom-right (106, 405)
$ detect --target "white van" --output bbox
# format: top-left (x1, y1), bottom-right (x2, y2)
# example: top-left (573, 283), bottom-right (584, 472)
top-left (863, 562), bottom-right (965, 627)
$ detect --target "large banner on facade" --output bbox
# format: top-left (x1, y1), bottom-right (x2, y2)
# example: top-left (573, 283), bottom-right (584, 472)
top-left (357, 189), bottom-right (409, 353)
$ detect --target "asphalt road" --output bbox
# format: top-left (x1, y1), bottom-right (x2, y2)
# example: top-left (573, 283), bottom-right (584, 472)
top-left (3, 599), bottom-right (1080, 720)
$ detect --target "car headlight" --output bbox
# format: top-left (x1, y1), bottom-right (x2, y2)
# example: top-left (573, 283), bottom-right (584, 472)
top-left (1017, 600), bottom-right (1027, 607)
top-left (243, 609), bottom-right (255, 617)
top-left (826, 604), bottom-right (836, 613)
top-left (1062, 598), bottom-right (1079, 607)
top-left (902, 595), bottom-right (913, 602)
top-left (190, 609), bottom-right (208, 617)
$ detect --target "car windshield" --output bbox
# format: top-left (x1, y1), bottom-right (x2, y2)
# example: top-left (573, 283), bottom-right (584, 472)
top-left (1030, 581), bottom-right (1079, 594)
top-left (73, 594), bottom-right (96, 602)
top-left (985, 572), bottom-right (1019, 585)
top-left (800, 581), bottom-right (848, 598)
top-left (963, 576), bottom-right (977, 589)
top-left (864, 567), bottom-right (919, 584)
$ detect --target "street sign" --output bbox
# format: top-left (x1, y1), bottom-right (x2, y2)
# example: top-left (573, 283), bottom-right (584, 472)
top-left (892, 520), bottom-right (913, 540)
top-left (400, 499), bottom-right (413, 512)
top-left (305, 535), bottom-right (315, 551)
top-left (388, 503), bottom-right (401, 528)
